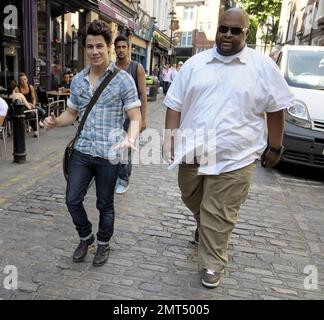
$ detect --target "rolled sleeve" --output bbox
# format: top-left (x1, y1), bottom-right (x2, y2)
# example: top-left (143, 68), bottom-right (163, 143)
top-left (263, 57), bottom-right (295, 113)
top-left (121, 73), bottom-right (141, 112)
top-left (124, 99), bottom-right (141, 112)
top-left (67, 78), bottom-right (79, 110)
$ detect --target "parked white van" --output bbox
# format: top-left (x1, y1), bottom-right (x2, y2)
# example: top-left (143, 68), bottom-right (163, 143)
top-left (271, 45), bottom-right (324, 168)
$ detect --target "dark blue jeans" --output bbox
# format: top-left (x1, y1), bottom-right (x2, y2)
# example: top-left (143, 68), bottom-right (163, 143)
top-left (66, 150), bottom-right (120, 243)
top-left (36, 106), bottom-right (46, 120)
top-left (118, 119), bottom-right (132, 185)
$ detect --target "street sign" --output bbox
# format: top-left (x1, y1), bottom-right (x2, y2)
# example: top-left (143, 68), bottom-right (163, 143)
top-left (170, 19), bottom-right (180, 32)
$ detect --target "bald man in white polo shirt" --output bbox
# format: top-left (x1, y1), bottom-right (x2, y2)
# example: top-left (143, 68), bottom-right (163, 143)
top-left (163, 8), bottom-right (294, 289)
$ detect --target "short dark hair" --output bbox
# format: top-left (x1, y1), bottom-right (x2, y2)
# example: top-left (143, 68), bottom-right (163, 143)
top-left (114, 34), bottom-right (129, 47)
top-left (81, 20), bottom-right (112, 47)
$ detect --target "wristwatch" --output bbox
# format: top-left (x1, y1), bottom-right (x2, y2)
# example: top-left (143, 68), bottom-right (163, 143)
top-left (269, 146), bottom-right (284, 156)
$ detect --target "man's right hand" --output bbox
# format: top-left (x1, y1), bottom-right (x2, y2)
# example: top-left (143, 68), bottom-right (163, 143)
top-left (44, 112), bottom-right (57, 129)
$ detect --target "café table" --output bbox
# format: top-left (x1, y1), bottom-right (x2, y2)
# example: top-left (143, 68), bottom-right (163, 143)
top-left (46, 90), bottom-right (70, 101)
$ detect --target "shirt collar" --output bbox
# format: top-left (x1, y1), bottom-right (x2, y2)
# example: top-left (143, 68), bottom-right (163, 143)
top-left (83, 61), bottom-right (115, 78)
top-left (207, 44), bottom-right (248, 64)
top-left (83, 61), bottom-right (115, 91)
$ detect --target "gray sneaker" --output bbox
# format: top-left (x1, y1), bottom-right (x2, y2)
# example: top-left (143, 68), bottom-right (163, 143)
top-left (115, 178), bottom-right (129, 194)
top-left (201, 269), bottom-right (220, 288)
top-left (115, 183), bottom-right (129, 194)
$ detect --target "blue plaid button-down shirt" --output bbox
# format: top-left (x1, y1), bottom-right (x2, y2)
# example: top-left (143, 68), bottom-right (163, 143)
top-left (67, 62), bottom-right (141, 160)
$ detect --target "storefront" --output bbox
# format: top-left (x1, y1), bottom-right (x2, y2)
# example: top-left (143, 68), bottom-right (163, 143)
top-left (131, 36), bottom-right (147, 69)
top-left (151, 30), bottom-right (171, 72)
top-left (0, 0), bottom-right (98, 91)
top-left (132, 7), bottom-right (154, 72)
top-left (36, 0), bottom-right (96, 90)
top-left (98, 1), bottom-right (140, 39)
top-left (0, 0), bottom-right (145, 91)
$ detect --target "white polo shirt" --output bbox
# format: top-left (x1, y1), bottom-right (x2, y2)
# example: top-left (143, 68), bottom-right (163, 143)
top-left (164, 45), bottom-right (294, 175)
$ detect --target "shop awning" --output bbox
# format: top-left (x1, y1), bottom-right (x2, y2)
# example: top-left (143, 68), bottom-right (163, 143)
top-left (98, 1), bottom-right (140, 31)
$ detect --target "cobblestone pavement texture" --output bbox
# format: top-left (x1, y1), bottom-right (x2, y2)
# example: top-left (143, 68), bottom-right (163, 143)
top-left (0, 94), bottom-right (323, 300)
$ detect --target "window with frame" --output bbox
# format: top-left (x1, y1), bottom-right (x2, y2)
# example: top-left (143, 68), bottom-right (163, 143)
top-left (199, 22), bottom-right (204, 32)
top-left (196, 48), bottom-right (207, 53)
top-left (183, 6), bottom-right (194, 20)
top-left (181, 32), bottom-right (192, 46)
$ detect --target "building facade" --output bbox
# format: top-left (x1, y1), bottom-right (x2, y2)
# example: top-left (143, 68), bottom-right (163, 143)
top-left (2, 0), bottom-right (215, 90)
top-left (277, 0), bottom-right (324, 46)
top-left (172, 0), bottom-right (221, 62)
top-left (137, 0), bottom-right (173, 73)
top-left (0, 0), bottom-right (144, 91)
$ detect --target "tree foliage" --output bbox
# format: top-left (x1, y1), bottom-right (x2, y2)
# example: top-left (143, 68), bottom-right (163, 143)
top-left (241, 0), bottom-right (283, 44)
top-left (246, 16), bottom-right (258, 46)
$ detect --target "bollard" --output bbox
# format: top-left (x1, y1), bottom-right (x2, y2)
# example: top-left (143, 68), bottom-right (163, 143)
top-left (12, 99), bottom-right (27, 163)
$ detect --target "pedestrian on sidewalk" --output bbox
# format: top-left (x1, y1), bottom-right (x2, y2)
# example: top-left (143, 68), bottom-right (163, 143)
top-left (44, 20), bottom-right (142, 267)
top-left (163, 8), bottom-right (294, 289)
top-left (114, 34), bottom-right (147, 194)
top-left (170, 64), bottom-right (178, 82)
top-left (161, 64), bottom-right (172, 95)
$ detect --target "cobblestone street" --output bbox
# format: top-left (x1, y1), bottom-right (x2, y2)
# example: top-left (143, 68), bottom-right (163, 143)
top-left (0, 94), bottom-right (323, 300)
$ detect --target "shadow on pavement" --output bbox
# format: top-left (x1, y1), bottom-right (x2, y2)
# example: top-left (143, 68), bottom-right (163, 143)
top-left (275, 161), bottom-right (324, 182)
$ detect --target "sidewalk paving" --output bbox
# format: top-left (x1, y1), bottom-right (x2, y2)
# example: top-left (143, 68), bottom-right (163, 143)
top-left (0, 94), bottom-right (323, 300)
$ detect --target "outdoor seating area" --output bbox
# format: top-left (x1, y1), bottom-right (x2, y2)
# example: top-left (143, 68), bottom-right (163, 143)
top-left (0, 89), bottom-right (69, 161)
top-left (0, 66), bottom-right (72, 161)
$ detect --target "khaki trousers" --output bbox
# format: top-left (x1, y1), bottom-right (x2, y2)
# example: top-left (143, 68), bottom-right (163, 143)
top-left (178, 162), bottom-right (256, 273)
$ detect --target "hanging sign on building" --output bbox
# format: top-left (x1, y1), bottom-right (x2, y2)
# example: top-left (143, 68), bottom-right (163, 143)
top-left (98, 1), bottom-right (140, 31)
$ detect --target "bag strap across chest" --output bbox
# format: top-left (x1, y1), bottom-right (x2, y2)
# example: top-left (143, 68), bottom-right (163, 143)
top-left (77, 67), bottom-right (120, 136)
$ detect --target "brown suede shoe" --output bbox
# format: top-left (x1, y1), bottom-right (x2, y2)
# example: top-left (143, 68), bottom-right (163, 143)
top-left (93, 244), bottom-right (110, 267)
top-left (73, 235), bottom-right (95, 262)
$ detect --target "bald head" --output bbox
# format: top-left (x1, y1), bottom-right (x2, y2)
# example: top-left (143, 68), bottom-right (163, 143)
top-left (220, 8), bottom-right (250, 28)
top-left (216, 8), bottom-right (250, 56)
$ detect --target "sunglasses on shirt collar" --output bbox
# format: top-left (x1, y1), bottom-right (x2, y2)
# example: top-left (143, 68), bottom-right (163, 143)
top-left (218, 25), bottom-right (248, 35)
